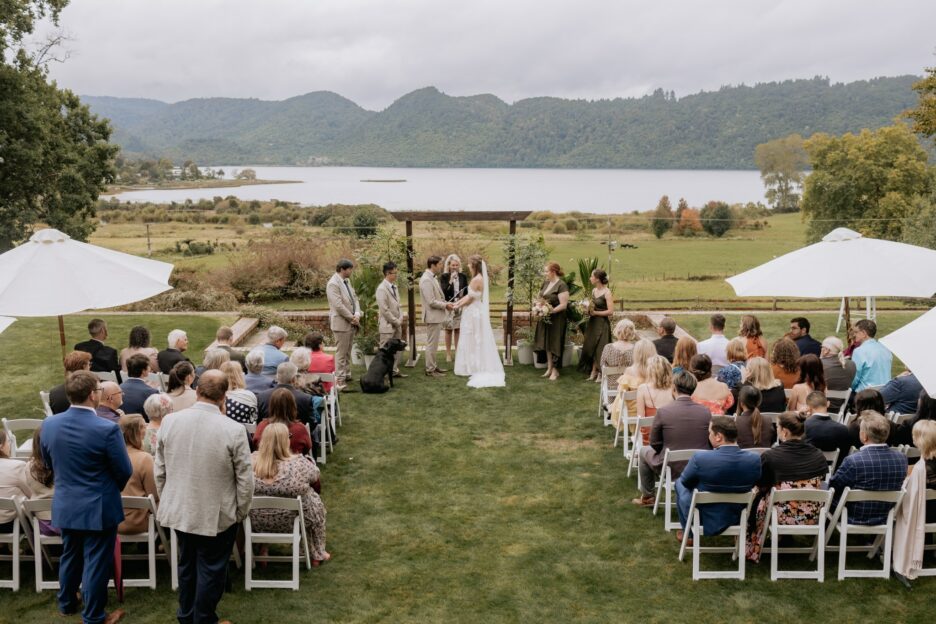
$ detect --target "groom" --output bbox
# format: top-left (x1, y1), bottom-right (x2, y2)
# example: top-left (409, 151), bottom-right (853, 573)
top-left (420, 256), bottom-right (453, 378)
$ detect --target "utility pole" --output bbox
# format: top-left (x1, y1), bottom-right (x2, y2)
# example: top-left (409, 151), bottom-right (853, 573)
top-left (145, 223), bottom-right (152, 257)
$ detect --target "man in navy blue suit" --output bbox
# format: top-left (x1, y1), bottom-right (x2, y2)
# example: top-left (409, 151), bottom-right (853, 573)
top-left (40, 370), bottom-right (133, 624)
top-left (675, 415), bottom-right (761, 544)
top-left (119, 353), bottom-right (159, 418)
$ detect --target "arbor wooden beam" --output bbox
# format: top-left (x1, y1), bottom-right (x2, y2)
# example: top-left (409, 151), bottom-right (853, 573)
top-left (391, 211), bottom-right (532, 222)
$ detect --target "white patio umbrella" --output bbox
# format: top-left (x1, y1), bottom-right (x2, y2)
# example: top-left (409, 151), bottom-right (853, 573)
top-left (880, 307), bottom-right (936, 398)
top-left (726, 228), bottom-right (936, 330)
top-left (0, 228), bottom-right (173, 359)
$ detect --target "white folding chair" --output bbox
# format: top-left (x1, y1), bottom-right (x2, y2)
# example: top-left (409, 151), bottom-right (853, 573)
top-left (918, 490), bottom-right (936, 577)
top-left (146, 372), bottom-right (166, 391)
top-left (890, 413), bottom-right (916, 426)
top-left (653, 449), bottom-right (701, 532)
top-left (39, 391), bottom-right (53, 418)
top-left (1, 418), bottom-right (43, 459)
top-left (612, 391), bottom-right (638, 452)
top-left (21, 499), bottom-right (62, 591)
top-left (119, 495), bottom-right (169, 589)
top-left (759, 487), bottom-right (833, 581)
top-left (598, 366), bottom-right (626, 426)
top-left (822, 487), bottom-right (903, 580)
top-left (678, 490), bottom-right (755, 580)
top-left (826, 389), bottom-right (851, 422)
top-left (244, 423), bottom-right (257, 437)
top-left (94, 371), bottom-right (118, 383)
top-left (244, 496), bottom-right (311, 590)
top-left (784, 388), bottom-right (793, 400)
top-left (821, 450), bottom-right (840, 480)
top-left (627, 416), bottom-right (655, 486)
top-left (0, 497), bottom-right (26, 591)
top-left (745, 447), bottom-right (772, 456)
top-left (310, 373), bottom-right (341, 427)
top-left (897, 445), bottom-right (922, 460)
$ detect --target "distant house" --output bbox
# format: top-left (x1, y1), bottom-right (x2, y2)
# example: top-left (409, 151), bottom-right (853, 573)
top-left (169, 166), bottom-right (183, 178)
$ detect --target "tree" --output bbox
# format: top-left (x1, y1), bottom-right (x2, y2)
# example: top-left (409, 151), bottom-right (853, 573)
top-left (672, 208), bottom-right (702, 236)
top-left (907, 66), bottom-right (936, 141)
top-left (901, 192), bottom-right (936, 250)
top-left (675, 197), bottom-right (689, 221)
top-left (235, 168), bottom-right (257, 180)
top-left (801, 125), bottom-right (931, 242)
top-left (504, 234), bottom-right (549, 307)
top-left (700, 201), bottom-right (734, 237)
top-left (351, 208), bottom-right (379, 239)
top-left (649, 195), bottom-right (674, 238)
top-left (754, 134), bottom-right (808, 212)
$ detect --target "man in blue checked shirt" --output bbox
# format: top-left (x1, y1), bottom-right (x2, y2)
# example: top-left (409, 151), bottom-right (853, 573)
top-left (850, 320), bottom-right (892, 392)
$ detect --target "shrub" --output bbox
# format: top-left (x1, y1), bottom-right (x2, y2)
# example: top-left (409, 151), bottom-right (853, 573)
top-left (700, 201), bottom-right (734, 237)
top-left (552, 223), bottom-right (567, 234)
top-left (564, 218), bottom-right (579, 231)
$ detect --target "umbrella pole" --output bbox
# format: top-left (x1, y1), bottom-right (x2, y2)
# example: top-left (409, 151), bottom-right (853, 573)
top-left (58, 315), bottom-right (68, 369)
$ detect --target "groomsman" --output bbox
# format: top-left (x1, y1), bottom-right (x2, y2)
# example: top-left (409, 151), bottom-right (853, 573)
top-left (376, 261), bottom-right (407, 378)
top-left (326, 259), bottom-right (360, 391)
top-left (419, 256), bottom-right (453, 378)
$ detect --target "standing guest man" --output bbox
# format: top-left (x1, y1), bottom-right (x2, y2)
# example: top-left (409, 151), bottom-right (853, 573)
top-left (120, 354), bottom-right (159, 417)
top-left (48, 350), bottom-right (92, 415)
top-left (214, 326), bottom-right (246, 372)
top-left (244, 348), bottom-right (274, 393)
top-left (156, 370), bottom-right (253, 624)
top-left (697, 314), bottom-right (730, 370)
top-left (376, 261), bottom-right (407, 378)
top-left (41, 370), bottom-right (132, 624)
top-left (653, 317), bottom-right (679, 363)
top-left (158, 329), bottom-right (191, 375)
top-left (419, 255), bottom-right (454, 378)
top-left (258, 326), bottom-right (289, 376)
top-left (850, 320), bottom-right (893, 392)
top-left (789, 317), bottom-right (822, 357)
top-left (327, 259), bottom-right (360, 391)
top-left (96, 381), bottom-right (125, 424)
top-left (74, 318), bottom-right (122, 382)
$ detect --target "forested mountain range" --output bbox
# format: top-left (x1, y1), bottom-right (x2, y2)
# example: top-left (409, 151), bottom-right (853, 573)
top-left (83, 76), bottom-right (922, 169)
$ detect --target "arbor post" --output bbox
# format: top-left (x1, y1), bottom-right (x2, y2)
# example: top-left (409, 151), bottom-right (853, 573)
top-left (505, 219), bottom-right (517, 365)
top-left (405, 219), bottom-right (418, 367)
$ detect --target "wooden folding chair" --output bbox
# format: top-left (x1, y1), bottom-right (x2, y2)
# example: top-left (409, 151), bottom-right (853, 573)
top-left (612, 390), bottom-right (638, 452)
top-left (760, 487), bottom-right (833, 581)
top-left (21, 499), bottom-right (61, 592)
top-left (821, 450), bottom-right (839, 480)
top-left (1, 418), bottom-right (43, 459)
top-left (39, 391), bottom-right (53, 418)
top-left (598, 366), bottom-right (626, 426)
top-left (119, 495), bottom-right (169, 589)
top-left (0, 497), bottom-right (27, 591)
top-left (918, 490), bottom-right (936, 577)
top-left (94, 371), bottom-right (119, 383)
top-left (244, 496), bottom-right (311, 590)
top-left (627, 416), bottom-right (655, 487)
top-left (653, 449), bottom-right (701, 532)
top-left (821, 487), bottom-right (903, 580)
top-left (678, 490), bottom-right (755, 580)
top-left (825, 389), bottom-right (851, 422)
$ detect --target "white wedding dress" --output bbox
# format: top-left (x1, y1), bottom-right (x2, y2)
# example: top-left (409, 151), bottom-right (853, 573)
top-left (454, 262), bottom-right (505, 388)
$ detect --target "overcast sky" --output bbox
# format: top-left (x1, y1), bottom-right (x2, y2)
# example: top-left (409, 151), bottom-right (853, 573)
top-left (32, 0), bottom-right (936, 110)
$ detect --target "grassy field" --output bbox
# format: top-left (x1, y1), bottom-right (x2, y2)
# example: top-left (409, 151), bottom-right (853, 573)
top-left (3, 349), bottom-right (934, 623)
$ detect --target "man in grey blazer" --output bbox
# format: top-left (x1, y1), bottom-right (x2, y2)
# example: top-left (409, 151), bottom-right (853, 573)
top-left (419, 255), bottom-right (453, 377)
top-left (155, 370), bottom-right (253, 624)
top-left (376, 261), bottom-right (407, 377)
top-left (326, 259), bottom-right (360, 390)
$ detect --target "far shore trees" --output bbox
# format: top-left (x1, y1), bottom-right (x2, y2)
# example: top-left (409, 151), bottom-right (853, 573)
top-left (755, 134), bottom-right (808, 213)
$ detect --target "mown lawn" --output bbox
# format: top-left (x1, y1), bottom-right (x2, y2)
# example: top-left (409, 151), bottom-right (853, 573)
top-left (3, 334), bottom-right (935, 622)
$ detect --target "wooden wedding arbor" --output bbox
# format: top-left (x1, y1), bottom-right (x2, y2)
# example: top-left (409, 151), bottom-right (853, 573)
top-left (391, 210), bottom-right (532, 367)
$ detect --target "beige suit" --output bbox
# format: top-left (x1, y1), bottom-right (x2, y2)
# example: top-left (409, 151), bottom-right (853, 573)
top-left (376, 279), bottom-right (403, 373)
top-left (326, 272), bottom-right (359, 383)
top-left (420, 269), bottom-right (448, 372)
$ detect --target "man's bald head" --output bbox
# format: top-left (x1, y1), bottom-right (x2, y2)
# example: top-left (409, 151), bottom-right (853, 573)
top-left (100, 381), bottom-right (123, 410)
top-left (196, 370), bottom-right (229, 404)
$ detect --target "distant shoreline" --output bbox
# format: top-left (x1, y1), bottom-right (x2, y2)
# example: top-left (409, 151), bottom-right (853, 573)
top-left (104, 178), bottom-right (299, 195)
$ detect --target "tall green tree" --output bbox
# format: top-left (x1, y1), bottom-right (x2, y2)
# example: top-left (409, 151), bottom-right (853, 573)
top-left (700, 201), bottom-right (734, 237)
top-left (649, 195), bottom-right (674, 238)
top-left (801, 125), bottom-right (931, 242)
top-left (754, 134), bottom-right (808, 212)
top-left (907, 66), bottom-right (936, 140)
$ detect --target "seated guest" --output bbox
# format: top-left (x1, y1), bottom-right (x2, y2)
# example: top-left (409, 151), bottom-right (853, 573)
top-left (697, 313), bottom-right (730, 369)
top-left (652, 317), bottom-right (679, 363)
top-left (789, 317), bottom-right (822, 357)
top-left (611, 339), bottom-right (656, 428)
top-left (632, 372), bottom-right (712, 507)
top-left (95, 381), bottom-right (124, 424)
top-left (118, 414), bottom-right (159, 535)
top-left (804, 391), bottom-right (852, 471)
top-left (305, 332), bottom-right (336, 393)
top-left (820, 336), bottom-right (856, 412)
top-left (120, 354), bottom-right (159, 418)
top-left (690, 354), bottom-right (733, 415)
top-left (254, 389), bottom-right (313, 456)
top-left (48, 351), bottom-right (92, 414)
top-left (881, 370), bottom-right (924, 416)
top-left (222, 361), bottom-right (258, 425)
top-left (636, 355), bottom-right (675, 444)
top-left (847, 389), bottom-right (887, 449)
top-left (893, 420), bottom-right (936, 579)
top-left (850, 319), bottom-right (892, 392)
top-left (166, 361), bottom-right (197, 412)
top-left (214, 326), bottom-right (247, 372)
top-left (739, 357), bottom-right (787, 413)
top-left (716, 337), bottom-right (748, 392)
top-left (672, 335), bottom-right (698, 376)
top-left (24, 427), bottom-right (57, 536)
top-left (769, 337), bottom-right (800, 389)
top-left (828, 411), bottom-right (907, 526)
top-left (736, 386), bottom-right (775, 449)
top-left (290, 347), bottom-right (320, 395)
top-left (250, 422), bottom-right (329, 565)
top-left (913, 421), bottom-right (936, 522)
top-left (675, 416), bottom-right (761, 544)
top-left (157, 329), bottom-right (191, 375)
top-left (892, 393), bottom-right (936, 447)
top-left (74, 317), bottom-right (121, 382)
top-left (259, 326), bottom-right (290, 376)
top-left (786, 354), bottom-right (826, 411)
top-left (196, 348), bottom-right (230, 378)
top-left (142, 393), bottom-right (173, 455)
top-left (0, 430), bottom-right (32, 533)
top-left (257, 363), bottom-right (315, 426)
top-left (738, 314), bottom-right (767, 360)
top-left (244, 348), bottom-right (275, 393)
top-left (599, 319), bottom-right (638, 385)
top-left (746, 411), bottom-right (829, 562)
top-left (119, 325), bottom-right (159, 373)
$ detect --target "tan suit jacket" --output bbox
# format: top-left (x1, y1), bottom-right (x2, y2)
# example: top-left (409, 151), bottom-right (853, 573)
top-left (376, 280), bottom-right (402, 334)
top-left (327, 272), bottom-right (359, 332)
top-left (420, 270), bottom-right (448, 324)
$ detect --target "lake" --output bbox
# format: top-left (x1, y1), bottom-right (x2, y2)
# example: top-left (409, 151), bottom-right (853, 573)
top-left (110, 166), bottom-right (767, 214)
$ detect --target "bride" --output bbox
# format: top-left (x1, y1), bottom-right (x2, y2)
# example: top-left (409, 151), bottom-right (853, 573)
top-left (452, 255), bottom-right (505, 388)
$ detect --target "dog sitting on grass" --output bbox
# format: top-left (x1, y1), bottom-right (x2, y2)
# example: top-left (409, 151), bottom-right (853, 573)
top-left (360, 338), bottom-right (408, 393)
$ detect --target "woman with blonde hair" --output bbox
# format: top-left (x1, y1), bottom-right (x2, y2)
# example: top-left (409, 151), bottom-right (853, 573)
top-left (635, 355), bottom-right (674, 443)
top-left (739, 314), bottom-right (767, 360)
top-left (222, 360), bottom-right (258, 424)
top-left (611, 339), bottom-right (657, 429)
top-left (672, 335), bottom-right (697, 375)
top-left (716, 337), bottom-right (748, 391)
top-left (740, 356), bottom-right (787, 412)
top-left (440, 254), bottom-right (469, 363)
top-left (250, 422), bottom-right (330, 565)
top-left (599, 319), bottom-right (638, 386)
top-left (118, 414), bottom-right (159, 535)
top-left (770, 337), bottom-right (801, 389)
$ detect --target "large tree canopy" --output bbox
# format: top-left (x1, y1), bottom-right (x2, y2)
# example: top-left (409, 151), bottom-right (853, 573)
top-left (908, 66), bottom-right (936, 141)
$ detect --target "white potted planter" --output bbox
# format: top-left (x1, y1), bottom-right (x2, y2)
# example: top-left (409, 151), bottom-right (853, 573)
top-left (516, 340), bottom-right (534, 365)
top-left (533, 352), bottom-right (548, 369)
top-left (363, 354), bottom-right (375, 369)
top-left (562, 342), bottom-right (575, 368)
top-left (351, 345), bottom-right (364, 365)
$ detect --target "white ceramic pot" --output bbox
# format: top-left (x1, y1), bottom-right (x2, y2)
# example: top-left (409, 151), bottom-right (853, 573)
top-left (562, 342), bottom-right (575, 368)
top-left (351, 346), bottom-right (364, 365)
top-left (517, 341), bottom-right (534, 365)
top-left (363, 354), bottom-right (375, 369)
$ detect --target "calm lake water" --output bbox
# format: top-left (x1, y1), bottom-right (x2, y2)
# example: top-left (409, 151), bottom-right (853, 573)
top-left (110, 166), bottom-right (767, 214)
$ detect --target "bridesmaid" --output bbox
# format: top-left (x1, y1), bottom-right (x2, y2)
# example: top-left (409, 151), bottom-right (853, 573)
top-left (533, 261), bottom-right (570, 381)
top-left (579, 269), bottom-right (614, 381)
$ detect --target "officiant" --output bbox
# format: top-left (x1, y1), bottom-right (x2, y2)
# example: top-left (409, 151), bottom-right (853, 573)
top-left (441, 254), bottom-right (469, 363)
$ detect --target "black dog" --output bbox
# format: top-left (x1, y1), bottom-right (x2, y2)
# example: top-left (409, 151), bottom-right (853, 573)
top-left (360, 338), bottom-right (407, 394)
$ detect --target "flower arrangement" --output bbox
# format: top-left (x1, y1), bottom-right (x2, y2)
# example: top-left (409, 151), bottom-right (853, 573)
top-left (574, 296), bottom-right (593, 316)
top-left (531, 298), bottom-right (553, 324)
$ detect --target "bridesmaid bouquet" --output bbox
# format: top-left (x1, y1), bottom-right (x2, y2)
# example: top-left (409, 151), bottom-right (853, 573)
top-left (574, 297), bottom-right (593, 315)
top-left (531, 298), bottom-right (553, 324)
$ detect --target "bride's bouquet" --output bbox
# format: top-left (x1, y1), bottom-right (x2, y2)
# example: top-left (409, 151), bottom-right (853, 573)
top-left (531, 298), bottom-right (553, 324)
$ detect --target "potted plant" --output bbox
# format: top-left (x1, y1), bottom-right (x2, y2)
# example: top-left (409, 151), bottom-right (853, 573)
top-left (354, 331), bottom-right (380, 369)
top-left (515, 326), bottom-right (534, 365)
